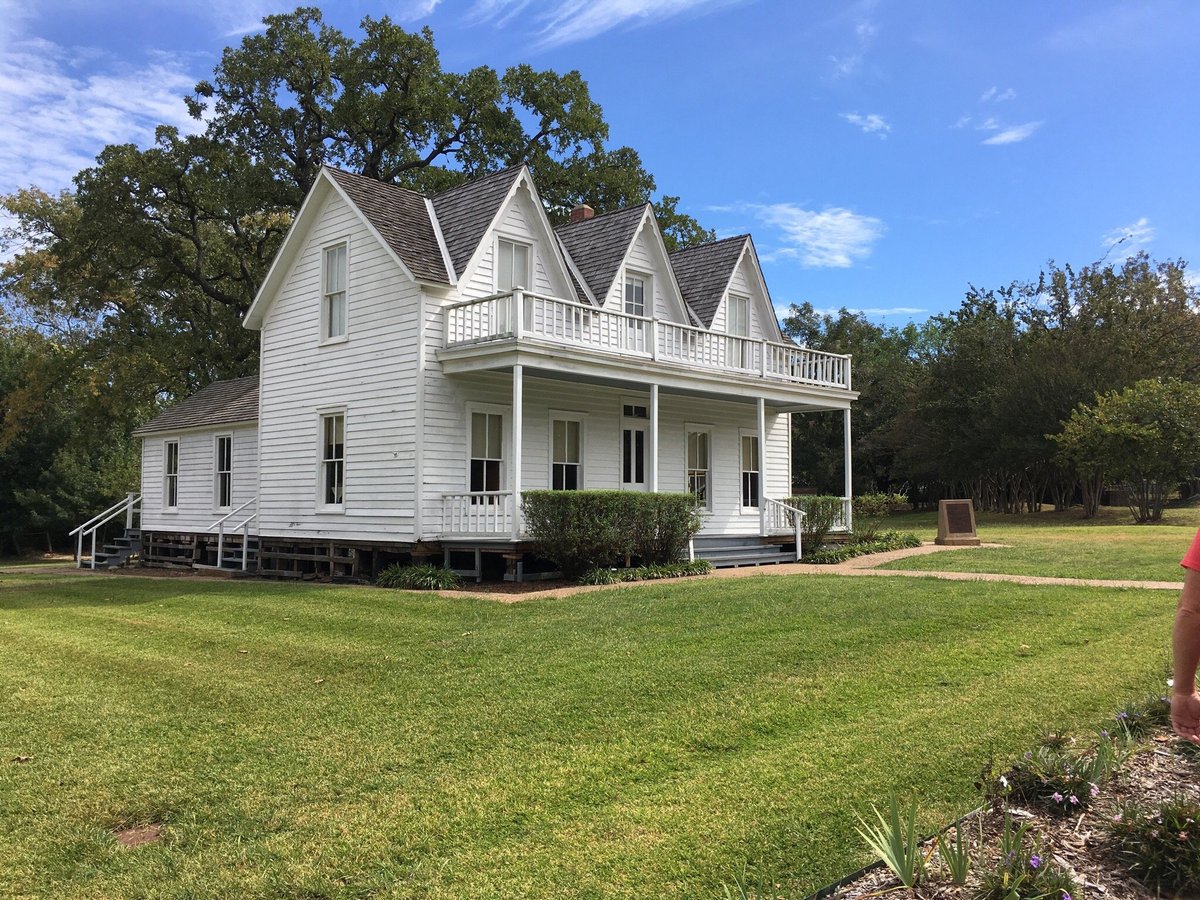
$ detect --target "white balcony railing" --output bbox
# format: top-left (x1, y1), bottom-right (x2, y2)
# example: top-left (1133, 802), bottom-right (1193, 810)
top-left (442, 491), bottom-right (516, 536)
top-left (445, 290), bottom-right (852, 390)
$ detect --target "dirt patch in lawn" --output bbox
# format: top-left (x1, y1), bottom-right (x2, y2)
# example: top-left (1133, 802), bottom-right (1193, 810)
top-left (112, 823), bottom-right (162, 848)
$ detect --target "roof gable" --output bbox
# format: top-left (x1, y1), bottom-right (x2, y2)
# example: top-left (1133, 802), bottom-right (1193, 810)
top-left (554, 205), bottom-right (647, 302)
top-left (430, 166), bottom-right (524, 277)
top-left (669, 235), bottom-right (751, 328)
top-left (134, 376), bottom-right (259, 436)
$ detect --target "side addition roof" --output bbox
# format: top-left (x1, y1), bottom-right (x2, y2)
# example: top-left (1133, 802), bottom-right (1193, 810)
top-left (430, 166), bottom-right (525, 278)
top-left (133, 376), bottom-right (259, 436)
top-left (668, 235), bottom-right (752, 328)
top-left (324, 168), bottom-right (450, 285)
top-left (554, 205), bottom-right (648, 301)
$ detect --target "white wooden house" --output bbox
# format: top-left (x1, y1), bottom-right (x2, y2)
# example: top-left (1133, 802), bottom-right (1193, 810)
top-left (86, 165), bottom-right (856, 579)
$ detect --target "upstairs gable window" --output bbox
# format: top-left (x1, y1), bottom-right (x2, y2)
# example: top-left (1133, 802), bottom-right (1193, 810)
top-left (727, 294), bottom-right (750, 337)
top-left (497, 239), bottom-right (531, 291)
top-left (323, 243), bottom-right (348, 341)
top-left (624, 274), bottom-right (646, 318)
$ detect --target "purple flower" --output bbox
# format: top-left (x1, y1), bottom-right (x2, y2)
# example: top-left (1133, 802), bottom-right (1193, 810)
top-left (1062, 893), bottom-right (1071, 900)
top-left (1117, 711), bottom-right (1128, 719)
top-left (1052, 792), bottom-right (1064, 803)
top-left (1030, 854), bottom-right (1041, 868)
top-left (1069, 794), bottom-right (1079, 805)
top-left (1100, 729), bottom-right (1109, 738)
top-left (1090, 782), bottom-right (1100, 798)
top-left (1024, 751), bottom-right (1033, 760)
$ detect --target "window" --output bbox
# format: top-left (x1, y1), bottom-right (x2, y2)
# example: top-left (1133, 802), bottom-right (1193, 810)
top-left (687, 430), bottom-right (710, 507)
top-left (551, 418), bottom-right (582, 490)
top-left (741, 434), bottom-right (760, 508)
top-left (624, 274), bottom-right (646, 317)
top-left (323, 243), bottom-right (347, 341)
top-left (727, 294), bottom-right (750, 336)
top-left (215, 435), bottom-right (232, 509)
top-left (497, 239), bottom-right (530, 291)
top-left (164, 440), bottom-right (179, 509)
top-left (320, 413), bottom-right (345, 506)
top-left (470, 411), bottom-right (504, 495)
top-left (622, 426), bottom-right (646, 488)
top-left (622, 403), bottom-right (649, 419)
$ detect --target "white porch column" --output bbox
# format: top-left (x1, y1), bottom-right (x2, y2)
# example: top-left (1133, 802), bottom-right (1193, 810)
top-left (511, 364), bottom-right (523, 540)
top-left (757, 397), bottom-right (767, 537)
top-left (649, 383), bottom-right (659, 492)
top-left (843, 407), bottom-right (853, 531)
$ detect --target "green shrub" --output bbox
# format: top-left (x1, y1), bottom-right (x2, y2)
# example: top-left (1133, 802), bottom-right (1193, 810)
top-left (975, 813), bottom-right (1080, 900)
top-left (578, 559), bottom-right (712, 585)
top-left (852, 491), bottom-right (909, 541)
top-left (376, 563), bottom-right (462, 591)
top-left (522, 491), bottom-right (703, 578)
top-left (997, 729), bottom-right (1128, 816)
top-left (803, 531), bottom-right (920, 564)
top-left (785, 495), bottom-right (844, 547)
top-left (1109, 797), bottom-right (1200, 890)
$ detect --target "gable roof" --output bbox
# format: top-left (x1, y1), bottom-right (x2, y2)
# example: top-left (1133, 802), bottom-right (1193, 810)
top-left (133, 376), bottom-right (259, 436)
top-left (668, 235), bottom-right (751, 327)
top-left (431, 166), bottom-right (524, 277)
top-left (554, 205), bottom-right (648, 301)
top-left (324, 168), bottom-right (450, 285)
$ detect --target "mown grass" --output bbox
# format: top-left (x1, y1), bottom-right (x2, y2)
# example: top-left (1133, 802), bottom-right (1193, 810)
top-left (0, 571), bottom-right (1174, 898)
top-left (881, 506), bottom-right (1200, 581)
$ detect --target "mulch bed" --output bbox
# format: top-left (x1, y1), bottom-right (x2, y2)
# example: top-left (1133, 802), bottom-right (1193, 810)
top-left (825, 727), bottom-right (1199, 899)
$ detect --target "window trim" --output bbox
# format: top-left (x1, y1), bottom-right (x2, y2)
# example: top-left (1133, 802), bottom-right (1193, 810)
top-left (548, 410), bottom-right (586, 491)
top-left (465, 402), bottom-right (511, 494)
top-left (623, 269), bottom-right (651, 318)
top-left (316, 409), bottom-right (347, 512)
top-left (685, 424), bottom-right (714, 511)
top-left (495, 236), bottom-right (532, 293)
top-left (320, 239), bottom-right (349, 346)
top-left (163, 438), bottom-right (179, 512)
top-left (739, 428), bottom-right (761, 511)
top-left (213, 433), bottom-right (233, 512)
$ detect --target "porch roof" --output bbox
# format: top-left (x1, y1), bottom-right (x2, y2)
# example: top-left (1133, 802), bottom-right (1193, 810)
top-left (133, 376), bottom-right (259, 436)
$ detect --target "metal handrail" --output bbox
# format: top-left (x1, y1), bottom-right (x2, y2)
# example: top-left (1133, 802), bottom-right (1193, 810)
top-left (73, 492), bottom-right (140, 569)
top-left (211, 497), bottom-right (257, 566)
top-left (233, 513), bottom-right (257, 571)
top-left (208, 496), bottom-right (256, 531)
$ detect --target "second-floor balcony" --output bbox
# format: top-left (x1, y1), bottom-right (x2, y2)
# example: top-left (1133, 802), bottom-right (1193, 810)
top-left (443, 290), bottom-right (852, 392)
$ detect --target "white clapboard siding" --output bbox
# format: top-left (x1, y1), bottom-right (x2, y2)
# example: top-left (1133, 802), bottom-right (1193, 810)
top-left (460, 183), bottom-right (570, 301)
top-left (711, 251), bottom-right (776, 340)
top-left (139, 424), bottom-right (258, 532)
top-left (256, 190), bottom-right (419, 542)
top-left (600, 222), bottom-right (689, 324)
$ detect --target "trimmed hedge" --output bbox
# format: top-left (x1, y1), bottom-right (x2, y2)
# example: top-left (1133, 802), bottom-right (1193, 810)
top-left (852, 491), bottom-right (909, 541)
top-left (786, 494), bottom-right (845, 548)
top-left (578, 560), bottom-right (714, 586)
top-left (522, 490), bottom-right (704, 578)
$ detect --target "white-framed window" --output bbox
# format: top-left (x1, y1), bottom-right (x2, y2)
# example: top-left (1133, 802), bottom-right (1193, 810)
top-left (550, 414), bottom-right (583, 490)
top-left (624, 273), bottom-right (647, 317)
top-left (319, 412), bottom-right (345, 507)
top-left (322, 242), bottom-right (348, 342)
top-left (163, 440), bottom-right (179, 510)
top-left (214, 434), bottom-right (233, 509)
top-left (727, 293), bottom-right (750, 336)
top-left (496, 238), bottom-right (531, 291)
top-left (686, 428), bottom-right (712, 508)
top-left (470, 409), bottom-right (505, 496)
top-left (740, 432), bottom-right (760, 509)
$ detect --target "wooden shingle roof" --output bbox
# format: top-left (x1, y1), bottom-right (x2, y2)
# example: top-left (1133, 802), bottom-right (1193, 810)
top-left (133, 376), bottom-right (259, 436)
top-left (325, 168), bottom-right (450, 284)
top-left (554, 205), bottom-right (648, 303)
top-left (430, 166), bottom-right (524, 277)
top-left (668, 235), bottom-right (749, 327)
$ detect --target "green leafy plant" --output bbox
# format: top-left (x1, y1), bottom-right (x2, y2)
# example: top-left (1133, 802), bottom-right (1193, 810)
top-left (976, 813), bottom-right (1080, 900)
top-left (935, 821), bottom-right (971, 885)
top-left (375, 563), bottom-right (462, 591)
top-left (803, 531), bottom-right (920, 564)
top-left (1109, 797), bottom-right (1200, 890)
top-left (522, 490), bottom-right (703, 578)
top-left (785, 495), bottom-right (844, 548)
top-left (856, 793), bottom-right (926, 888)
top-left (1001, 729), bottom-right (1128, 815)
top-left (720, 864), bottom-right (789, 900)
top-left (577, 560), bottom-right (712, 585)
top-left (1114, 693), bottom-right (1171, 738)
top-left (851, 491), bottom-right (909, 541)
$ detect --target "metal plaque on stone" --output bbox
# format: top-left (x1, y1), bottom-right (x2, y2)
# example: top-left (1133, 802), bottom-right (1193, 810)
top-left (936, 499), bottom-right (980, 546)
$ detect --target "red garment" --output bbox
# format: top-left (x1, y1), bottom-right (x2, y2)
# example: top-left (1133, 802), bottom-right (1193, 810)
top-left (1183, 528), bottom-right (1200, 572)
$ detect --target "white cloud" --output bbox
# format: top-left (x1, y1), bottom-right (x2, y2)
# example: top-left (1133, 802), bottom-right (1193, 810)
top-left (812, 305), bottom-right (926, 318)
top-left (469, 0), bottom-right (745, 48)
top-left (980, 86), bottom-right (1016, 103)
top-left (742, 202), bottom-right (885, 268)
top-left (840, 111), bottom-right (890, 137)
top-left (398, 0), bottom-right (445, 22)
top-left (0, 37), bottom-right (201, 193)
top-left (980, 121), bottom-right (1041, 145)
top-left (1102, 217), bottom-right (1156, 257)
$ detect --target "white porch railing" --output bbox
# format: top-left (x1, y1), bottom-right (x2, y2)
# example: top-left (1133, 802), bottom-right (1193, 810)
top-left (442, 491), bottom-right (516, 537)
top-left (445, 290), bottom-right (852, 390)
top-left (71, 492), bottom-right (140, 569)
top-left (763, 497), bottom-right (805, 561)
top-left (834, 497), bottom-right (853, 533)
top-left (209, 497), bottom-right (257, 570)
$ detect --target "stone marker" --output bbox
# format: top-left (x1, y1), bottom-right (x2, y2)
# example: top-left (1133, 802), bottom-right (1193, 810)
top-left (936, 499), bottom-right (980, 546)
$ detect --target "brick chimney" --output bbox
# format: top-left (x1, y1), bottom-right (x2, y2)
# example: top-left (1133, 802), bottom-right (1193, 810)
top-left (569, 204), bottom-right (595, 223)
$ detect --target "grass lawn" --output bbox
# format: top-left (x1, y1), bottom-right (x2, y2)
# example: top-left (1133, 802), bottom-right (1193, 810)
top-left (881, 505), bottom-right (1200, 581)
top-left (0, 571), bottom-right (1175, 898)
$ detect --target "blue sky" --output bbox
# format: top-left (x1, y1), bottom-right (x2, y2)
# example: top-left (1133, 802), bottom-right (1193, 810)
top-left (1, 0), bottom-right (1197, 326)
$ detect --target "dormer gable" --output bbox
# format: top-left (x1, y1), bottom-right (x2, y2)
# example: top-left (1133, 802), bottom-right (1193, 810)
top-left (670, 235), bottom-right (782, 342)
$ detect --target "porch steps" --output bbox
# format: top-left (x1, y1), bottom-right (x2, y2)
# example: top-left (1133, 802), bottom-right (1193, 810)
top-left (691, 535), bottom-right (793, 568)
top-left (90, 528), bottom-right (143, 569)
